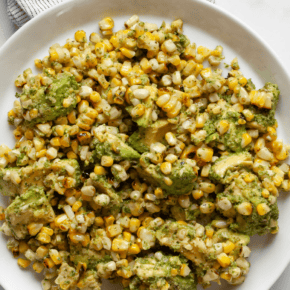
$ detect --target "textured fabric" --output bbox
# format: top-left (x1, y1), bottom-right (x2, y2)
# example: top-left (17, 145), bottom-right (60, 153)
top-left (7, 0), bottom-right (215, 27)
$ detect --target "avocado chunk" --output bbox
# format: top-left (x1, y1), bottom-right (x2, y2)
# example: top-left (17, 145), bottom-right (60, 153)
top-left (136, 157), bottom-right (196, 196)
top-left (130, 254), bottom-right (196, 290)
top-left (155, 221), bottom-right (250, 287)
top-left (92, 133), bottom-right (140, 162)
top-left (248, 82), bottom-right (280, 132)
top-left (0, 158), bottom-right (81, 197)
top-left (5, 186), bottom-right (55, 239)
top-left (128, 119), bottom-right (174, 153)
top-left (217, 172), bottom-right (279, 236)
top-left (204, 107), bottom-right (248, 152)
top-left (209, 152), bottom-right (253, 184)
top-left (18, 73), bottom-right (79, 127)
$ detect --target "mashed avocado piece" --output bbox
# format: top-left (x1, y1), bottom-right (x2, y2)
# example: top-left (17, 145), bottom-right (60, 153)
top-left (217, 172), bottom-right (279, 236)
top-left (204, 109), bottom-right (247, 152)
top-left (92, 133), bottom-right (140, 161)
top-left (209, 152), bottom-right (253, 184)
top-left (136, 157), bottom-right (196, 196)
top-left (248, 82), bottom-right (280, 132)
top-left (18, 73), bottom-right (79, 127)
top-left (5, 186), bottom-right (55, 239)
top-left (128, 119), bottom-right (174, 153)
top-left (129, 254), bottom-right (197, 290)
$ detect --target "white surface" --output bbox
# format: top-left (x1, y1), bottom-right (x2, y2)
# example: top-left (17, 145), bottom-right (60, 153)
top-left (0, 0), bottom-right (290, 290)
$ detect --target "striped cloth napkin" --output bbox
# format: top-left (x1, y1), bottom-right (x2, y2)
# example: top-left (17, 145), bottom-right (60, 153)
top-left (7, 0), bottom-right (215, 27)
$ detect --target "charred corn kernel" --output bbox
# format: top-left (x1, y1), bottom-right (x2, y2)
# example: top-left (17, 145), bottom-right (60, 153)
top-left (131, 104), bottom-right (146, 119)
top-left (196, 147), bottom-right (213, 162)
top-left (27, 223), bottom-right (43, 236)
top-left (43, 258), bottom-right (55, 269)
top-left (192, 189), bottom-right (203, 200)
top-left (128, 244), bottom-right (141, 255)
top-left (217, 120), bottom-right (230, 135)
top-left (217, 253), bottom-right (231, 268)
top-left (262, 189), bottom-right (270, 198)
top-left (206, 228), bottom-right (214, 238)
top-left (33, 262), bottom-right (44, 273)
top-left (180, 264), bottom-right (191, 277)
top-left (72, 201), bottom-right (82, 212)
top-left (223, 241), bottom-right (235, 254)
top-left (95, 216), bottom-right (104, 227)
top-left (244, 174), bottom-right (255, 183)
top-left (75, 30), bottom-right (87, 42)
top-left (241, 133), bottom-right (252, 148)
top-left (18, 258), bottom-right (31, 268)
top-left (256, 203), bottom-right (271, 216)
top-left (237, 202), bottom-right (252, 216)
top-left (94, 165), bottom-right (107, 175)
top-left (104, 215), bottom-right (115, 226)
top-left (101, 156), bottom-right (114, 167)
top-left (37, 233), bottom-right (51, 244)
top-left (220, 272), bottom-right (232, 281)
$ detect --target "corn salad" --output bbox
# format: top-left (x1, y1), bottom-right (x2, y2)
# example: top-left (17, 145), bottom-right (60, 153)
top-left (0, 15), bottom-right (290, 290)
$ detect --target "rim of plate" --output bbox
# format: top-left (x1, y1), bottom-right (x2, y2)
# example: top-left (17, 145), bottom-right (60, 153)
top-left (0, 0), bottom-right (289, 289)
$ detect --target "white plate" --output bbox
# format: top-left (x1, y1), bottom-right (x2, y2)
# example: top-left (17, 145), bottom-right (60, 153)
top-left (0, 0), bottom-right (290, 289)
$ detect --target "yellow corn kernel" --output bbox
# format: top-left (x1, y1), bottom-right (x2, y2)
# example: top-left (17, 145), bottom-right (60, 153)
top-left (273, 174), bottom-right (283, 187)
top-left (43, 258), bottom-right (55, 269)
top-left (154, 187), bottom-right (164, 199)
top-left (128, 244), bottom-right (141, 255)
top-left (40, 227), bottom-right (54, 236)
top-left (33, 262), bottom-right (44, 273)
top-left (112, 238), bottom-right (129, 252)
top-left (239, 76), bottom-right (247, 86)
top-left (37, 233), bottom-right (51, 244)
top-left (217, 253), bottom-right (231, 268)
top-left (67, 151), bottom-right (78, 159)
top-left (171, 269), bottom-right (179, 276)
top-left (94, 165), bottom-right (107, 175)
top-left (90, 91), bottom-right (101, 103)
top-left (49, 249), bottom-right (62, 265)
top-left (142, 217), bottom-right (154, 227)
top-left (163, 176), bottom-right (173, 186)
top-left (192, 189), bottom-right (204, 200)
top-left (101, 156), bottom-right (114, 167)
top-left (107, 224), bottom-right (123, 238)
top-left (19, 241), bottom-right (29, 254)
top-left (49, 49), bottom-right (59, 61)
top-left (75, 30), bottom-right (87, 42)
top-left (237, 202), bottom-right (252, 216)
top-left (228, 78), bottom-right (238, 90)
top-left (129, 218), bottom-right (141, 233)
top-left (222, 241), bottom-right (235, 254)
top-left (220, 272), bottom-right (232, 281)
top-left (104, 215), bottom-right (115, 226)
top-left (217, 120), bottom-right (230, 135)
top-left (120, 47), bottom-right (135, 59)
top-left (180, 264), bottom-right (191, 277)
top-left (256, 203), bottom-right (271, 216)
top-left (131, 104), bottom-right (145, 118)
top-left (72, 201), bottom-right (82, 212)
top-left (244, 174), bottom-right (255, 183)
top-left (140, 58), bottom-right (152, 73)
top-left (27, 223), bottom-right (43, 236)
top-left (18, 258), bottom-right (31, 269)
top-left (196, 147), bottom-right (213, 162)
top-left (99, 17), bottom-right (114, 30)
top-left (94, 216), bottom-right (104, 227)
top-left (50, 137), bottom-right (61, 147)
top-left (34, 59), bottom-right (42, 68)
top-left (123, 232), bottom-right (131, 242)
top-left (160, 162), bottom-right (172, 175)
top-left (241, 133), bottom-right (252, 148)
top-left (275, 147), bottom-right (288, 161)
top-left (238, 119), bottom-right (246, 125)
top-left (206, 228), bottom-right (214, 238)
top-left (261, 188), bottom-right (270, 199)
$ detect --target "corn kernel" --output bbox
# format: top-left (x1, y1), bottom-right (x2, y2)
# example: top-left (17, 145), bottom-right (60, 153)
top-left (217, 253), bottom-right (231, 268)
top-left (223, 241), bottom-right (235, 254)
top-left (18, 258), bottom-right (31, 268)
top-left (256, 203), bottom-right (271, 216)
top-left (128, 244), bottom-right (141, 255)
